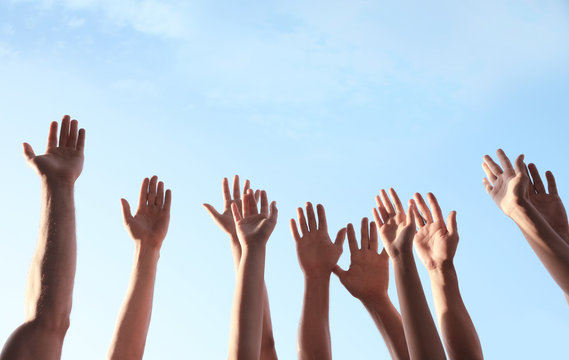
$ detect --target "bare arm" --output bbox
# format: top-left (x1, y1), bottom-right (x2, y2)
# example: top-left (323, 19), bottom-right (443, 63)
top-left (228, 189), bottom-right (278, 359)
top-left (203, 176), bottom-right (277, 359)
top-left (483, 150), bottom-right (569, 296)
top-left (290, 203), bottom-right (346, 360)
top-left (413, 193), bottom-right (483, 360)
top-left (108, 176), bottom-right (172, 360)
top-left (1, 116), bottom-right (84, 360)
top-left (333, 218), bottom-right (409, 360)
top-left (374, 189), bottom-right (446, 360)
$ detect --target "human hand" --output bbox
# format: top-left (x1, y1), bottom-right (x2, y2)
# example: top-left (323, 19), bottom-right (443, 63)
top-left (482, 149), bottom-right (530, 217)
top-left (121, 176), bottom-right (172, 250)
top-left (525, 164), bottom-right (569, 243)
top-left (23, 115), bottom-right (85, 185)
top-left (231, 189), bottom-right (277, 248)
top-left (372, 189), bottom-right (416, 258)
top-left (412, 193), bottom-right (458, 271)
top-left (333, 218), bottom-right (389, 302)
top-left (290, 203), bottom-right (346, 278)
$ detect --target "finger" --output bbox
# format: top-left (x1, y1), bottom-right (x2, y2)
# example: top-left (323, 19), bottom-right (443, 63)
top-left (138, 178), bottom-right (150, 208)
top-left (147, 176), bottom-right (158, 206)
top-left (546, 171), bottom-right (558, 195)
top-left (290, 219), bottom-right (301, 242)
top-left (76, 128), bottom-right (86, 152)
top-left (260, 190), bottom-right (268, 216)
top-left (335, 227), bottom-right (347, 248)
top-left (427, 193), bottom-right (444, 223)
top-left (316, 204), bottom-right (327, 231)
top-left (156, 181), bottom-right (165, 206)
top-left (203, 203), bottom-right (221, 219)
top-left (332, 265), bottom-right (347, 279)
top-left (233, 175), bottom-right (241, 200)
top-left (306, 202), bottom-right (318, 232)
top-left (414, 193), bottom-right (433, 223)
top-left (269, 201), bottom-right (278, 223)
top-left (120, 198), bottom-right (134, 223)
top-left (46, 121), bottom-right (58, 150)
top-left (375, 195), bottom-right (389, 223)
top-left (372, 207), bottom-right (384, 227)
top-left (447, 211), bottom-right (458, 236)
top-left (67, 119), bottom-right (78, 148)
top-left (389, 188), bottom-right (404, 214)
top-left (58, 115), bottom-right (70, 147)
top-left (483, 154), bottom-right (503, 176)
top-left (528, 163), bottom-right (546, 193)
top-left (254, 190), bottom-right (261, 204)
top-left (407, 200), bottom-right (417, 227)
top-left (361, 217), bottom-right (370, 250)
top-left (242, 190), bottom-right (253, 217)
top-left (496, 149), bottom-right (513, 170)
top-left (482, 178), bottom-right (494, 194)
top-left (347, 223), bottom-right (358, 253)
top-left (369, 221), bottom-right (379, 252)
top-left (243, 179), bottom-right (251, 197)
top-left (248, 189), bottom-right (258, 215)
top-left (231, 202), bottom-right (242, 222)
top-left (514, 154), bottom-right (528, 178)
top-left (411, 199), bottom-right (425, 227)
top-left (380, 189), bottom-right (395, 215)
top-left (163, 189), bottom-right (172, 213)
top-left (222, 177), bottom-right (231, 203)
top-left (297, 207), bottom-right (309, 236)
top-left (482, 163), bottom-right (497, 183)
top-left (22, 143), bottom-right (36, 161)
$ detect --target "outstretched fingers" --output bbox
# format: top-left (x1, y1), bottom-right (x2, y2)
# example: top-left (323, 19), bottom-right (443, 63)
top-left (427, 193), bottom-right (444, 223)
top-left (317, 204), bottom-right (327, 231)
top-left (46, 121), bottom-right (58, 150)
top-left (297, 207), bottom-right (309, 236)
top-left (306, 202), bottom-right (318, 232)
top-left (334, 227), bottom-right (347, 248)
top-left (138, 177), bottom-right (150, 209)
top-left (414, 193), bottom-right (433, 224)
top-left (347, 223), bottom-right (358, 253)
top-left (58, 115), bottom-right (70, 147)
top-left (496, 149), bottom-right (513, 170)
top-left (482, 162), bottom-right (497, 183)
top-left (22, 143), bottom-right (36, 161)
top-left (121, 198), bottom-right (134, 224)
top-left (156, 181), bottom-right (165, 207)
top-left (361, 217), bottom-right (370, 250)
top-left (233, 174), bottom-right (241, 200)
top-left (528, 163), bottom-right (546, 193)
top-left (369, 221), bottom-right (379, 252)
top-left (447, 211), bottom-right (458, 236)
top-left (67, 119), bottom-right (78, 148)
top-left (290, 219), bottom-right (302, 242)
top-left (260, 190), bottom-right (268, 216)
top-left (483, 154), bottom-right (503, 177)
top-left (147, 176), bottom-right (158, 206)
top-left (546, 171), bottom-right (558, 195)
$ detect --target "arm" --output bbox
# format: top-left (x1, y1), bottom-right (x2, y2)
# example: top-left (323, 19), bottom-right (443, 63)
top-left (290, 203), bottom-right (346, 360)
top-left (482, 149), bottom-right (569, 296)
top-left (228, 189), bottom-right (278, 359)
top-left (203, 176), bottom-right (277, 359)
top-left (108, 176), bottom-right (172, 360)
top-left (373, 189), bottom-right (446, 360)
top-left (332, 218), bottom-right (409, 360)
top-left (1, 116), bottom-right (85, 360)
top-left (413, 193), bottom-right (483, 360)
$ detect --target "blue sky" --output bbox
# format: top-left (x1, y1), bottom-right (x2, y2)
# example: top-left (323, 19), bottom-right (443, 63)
top-left (1, 0), bottom-right (569, 358)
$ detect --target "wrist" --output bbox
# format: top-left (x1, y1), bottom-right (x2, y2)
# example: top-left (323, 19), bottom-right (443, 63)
top-left (241, 242), bottom-right (267, 255)
top-left (361, 294), bottom-right (391, 310)
top-left (135, 244), bottom-right (161, 262)
top-left (304, 272), bottom-right (331, 283)
top-left (428, 262), bottom-right (458, 285)
top-left (41, 175), bottom-right (77, 188)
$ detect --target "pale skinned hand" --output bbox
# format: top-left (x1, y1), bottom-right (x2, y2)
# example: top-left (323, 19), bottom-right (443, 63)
top-left (23, 115), bottom-right (85, 185)
top-left (412, 192), bottom-right (458, 270)
top-left (290, 203), bottom-right (346, 277)
top-left (372, 188), bottom-right (417, 258)
top-left (333, 218), bottom-right (389, 302)
top-left (231, 189), bottom-right (277, 247)
top-left (121, 176), bottom-right (172, 250)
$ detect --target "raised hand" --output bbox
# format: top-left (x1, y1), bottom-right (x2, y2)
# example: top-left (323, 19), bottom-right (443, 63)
top-left (232, 189), bottom-right (277, 247)
top-left (23, 115), bottom-right (85, 185)
top-left (413, 193), bottom-right (458, 270)
top-left (333, 218), bottom-right (388, 302)
top-left (290, 203), bottom-right (346, 277)
top-left (372, 188), bottom-right (416, 258)
top-left (121, 176), bottom-right (172, 250)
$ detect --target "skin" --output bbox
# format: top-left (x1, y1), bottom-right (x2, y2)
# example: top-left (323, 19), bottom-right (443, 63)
top-left (373, 188), bottom-right (446, 360)
top-left (482, 149), bottom-right (569, 300)
top-left (290, 203), bottom-right (346, 360)
top-left (203, 175), bottom-right (277, 359)
top-left (107, 176), bottom-right (172, 360)
top-left (413, 192), bottom-right (483, 360)
top-left (1, 116), bottom-right (85, 360)
top-left (228, 189), bottom-right (278, 360)
top-left (333, 218), bottom-right (410, 360)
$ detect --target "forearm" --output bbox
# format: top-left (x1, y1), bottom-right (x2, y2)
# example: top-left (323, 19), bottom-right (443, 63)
top-left (511, 204), bottom-right (569, 293)
top-left (108, 246), bottom-right (160, 360)
top-left (362, 298), bottom-right (409, 360)
top-left (229, 245), bottom-right (266, 360)
top-left (429, 265), bottom-right (483, 360)
top-left (26, 181), bottom-right (76, 326)
top-left (297, 274), bottom-right (332, 360)
top-left (393, 253), bottom-right (446, 360)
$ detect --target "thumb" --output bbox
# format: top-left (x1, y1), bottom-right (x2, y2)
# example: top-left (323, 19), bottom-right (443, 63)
top-left (332, 265), bottom-right (347, 279)
top-left (22, 143), bottom-right (35, 161)
top-left (120, 198), bottom-right (133, 223)
top-left (202, 203), bottom-right (221, 219)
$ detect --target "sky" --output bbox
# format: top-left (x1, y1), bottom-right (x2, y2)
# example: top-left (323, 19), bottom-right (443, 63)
top-left (1, 0), bottom-right (569, 358)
